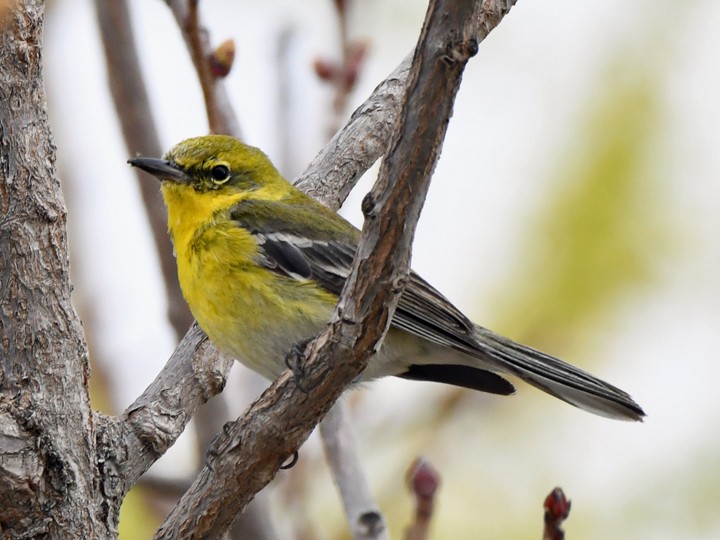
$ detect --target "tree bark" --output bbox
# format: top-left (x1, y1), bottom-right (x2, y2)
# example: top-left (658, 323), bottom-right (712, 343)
top-left (0, 2), bottom-right (110, 537)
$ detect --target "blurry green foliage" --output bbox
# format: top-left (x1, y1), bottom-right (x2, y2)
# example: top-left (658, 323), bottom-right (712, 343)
top-left (490, 59), bottom-right (671, 357)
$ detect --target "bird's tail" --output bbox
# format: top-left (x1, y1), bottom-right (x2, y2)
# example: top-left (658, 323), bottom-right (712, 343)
top-left (473, 325), bottom-right (645, 421)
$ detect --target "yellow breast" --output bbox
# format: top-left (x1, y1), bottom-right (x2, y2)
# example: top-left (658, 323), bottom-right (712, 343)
top-left (161, 183), bottom-right (336, 379)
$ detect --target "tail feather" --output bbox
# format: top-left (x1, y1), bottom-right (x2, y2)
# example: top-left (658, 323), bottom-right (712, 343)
top-left (474, 326), bottom-right (645, 421)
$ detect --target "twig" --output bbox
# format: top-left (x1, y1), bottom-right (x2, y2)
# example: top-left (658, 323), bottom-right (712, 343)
top-left (296, 1), bottom-right (519, 209)
top-left (404, 458), bottom-right (441, 540)
top-left (543, 487), bottom-right (571, 540)
top-left (275, 25), bottom-right (295, 176)
top-left (166, 0), bottom-right (241, 136)
top-left (152, 0), bottom-right (494, 537)
top-left (320, 402), bottom-right (388, 540)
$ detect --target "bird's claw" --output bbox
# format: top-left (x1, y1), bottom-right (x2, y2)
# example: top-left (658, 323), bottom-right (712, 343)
top-left (280, 450), bottom-right (300, 470)
top-left (285, 339), bottom-right (313, 393)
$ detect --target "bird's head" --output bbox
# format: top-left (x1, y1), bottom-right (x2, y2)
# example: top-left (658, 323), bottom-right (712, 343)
top-left (129, 135), bottom-right (282, 196)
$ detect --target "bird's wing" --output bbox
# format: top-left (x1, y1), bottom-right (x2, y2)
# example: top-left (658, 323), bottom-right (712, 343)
top-left (230, 197), bottom-right (516, 395)
top-left (256, 231), bottom-right (355, 294)
top-left (230, 198), bottom-right (481, 354)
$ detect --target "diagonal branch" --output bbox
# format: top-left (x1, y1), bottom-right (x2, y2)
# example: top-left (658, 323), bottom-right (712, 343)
top-left (97, 323), bottom-right (232, 499)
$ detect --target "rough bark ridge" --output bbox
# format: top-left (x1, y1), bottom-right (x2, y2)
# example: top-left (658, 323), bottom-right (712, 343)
top-left (0, 2), bottom-right (106, 537)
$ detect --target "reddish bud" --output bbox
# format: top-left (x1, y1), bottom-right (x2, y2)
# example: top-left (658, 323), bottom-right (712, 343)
top-left (543, 487), bottom-right (571, 540)
top-left (209, 39), bottom-right (235, 78)
top-left (313, 58), bottom-right (338, 81)
top-left (407, 457), bottom-right (440, 499)
top-left (544, 487), bottom-right (571, 521)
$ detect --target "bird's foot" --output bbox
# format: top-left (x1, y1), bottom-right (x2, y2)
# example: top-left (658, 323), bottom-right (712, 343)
top-left (280, 450), bottom-right (300, 470)
top-left (285, 339), bottom-right (314, 393)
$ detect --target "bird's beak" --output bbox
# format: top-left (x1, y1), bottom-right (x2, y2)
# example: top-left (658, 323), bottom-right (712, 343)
top-left (128, 157), bottom-right (192, 184)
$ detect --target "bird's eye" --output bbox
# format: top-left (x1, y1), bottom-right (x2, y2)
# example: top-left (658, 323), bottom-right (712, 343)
top-left (210, 164), bottom-right (230, 182)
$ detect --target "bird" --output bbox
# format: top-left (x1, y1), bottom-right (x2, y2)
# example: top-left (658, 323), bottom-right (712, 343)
top-left (129, 134), bottom-right (645, 421)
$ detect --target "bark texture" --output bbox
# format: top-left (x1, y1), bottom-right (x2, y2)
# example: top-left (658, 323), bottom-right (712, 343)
top-left (0, 2), bottom-right (108, 537)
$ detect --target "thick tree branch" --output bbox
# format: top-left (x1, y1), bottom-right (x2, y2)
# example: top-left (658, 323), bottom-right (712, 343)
top-left (153, 0), bottom-right (495, 537)
top-left (0, 1), bottom-right (107, 536)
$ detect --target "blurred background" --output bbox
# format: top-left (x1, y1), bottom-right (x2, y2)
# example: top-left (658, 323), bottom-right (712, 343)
top-left (43, 0), bottom-right (720, 538)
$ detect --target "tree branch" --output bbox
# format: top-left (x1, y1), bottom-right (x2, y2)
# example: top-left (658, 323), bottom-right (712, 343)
top-left (0, 1), bottom-right (106, 536)
top-left (320, 401), bottom-right (388, 540)
top-left (313, 0), bottom-right (369, 138)
top-left (100, 323), bottom-right (232, 497)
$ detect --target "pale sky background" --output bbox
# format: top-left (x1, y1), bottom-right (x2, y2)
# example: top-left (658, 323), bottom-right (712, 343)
top-left (42, 1), bottom-right (720, 538)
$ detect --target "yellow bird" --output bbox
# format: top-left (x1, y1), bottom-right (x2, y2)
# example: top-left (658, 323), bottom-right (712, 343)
top-left (130, 135), bottom-right (644, 421)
